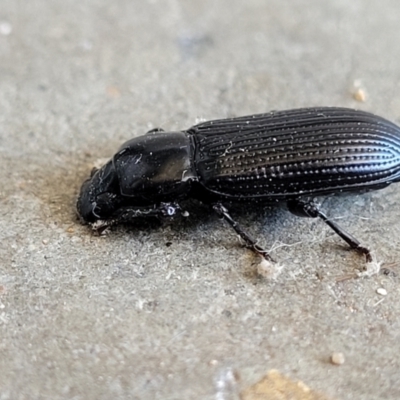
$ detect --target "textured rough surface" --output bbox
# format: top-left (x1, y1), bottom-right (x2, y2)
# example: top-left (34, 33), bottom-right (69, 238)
top-left (1, 1), bottom-right (400, 399)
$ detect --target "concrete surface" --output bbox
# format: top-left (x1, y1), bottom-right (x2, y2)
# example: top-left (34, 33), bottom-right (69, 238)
top-left (1, 0), bottom-right (400, 399)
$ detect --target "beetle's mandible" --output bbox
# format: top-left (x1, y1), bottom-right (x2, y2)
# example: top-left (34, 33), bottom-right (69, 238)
top-left (77, 107), bottom-right (400, 264)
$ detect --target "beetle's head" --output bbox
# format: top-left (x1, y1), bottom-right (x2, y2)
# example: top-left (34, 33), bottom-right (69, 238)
top-left (77, 159), bottom-right (121, 223)
top-left (77, 132), bottom-right (194, 224)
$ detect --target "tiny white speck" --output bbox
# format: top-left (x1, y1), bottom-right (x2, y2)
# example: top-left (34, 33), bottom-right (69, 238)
top-left (0, 21), bottom-right (12, 35)
top-left (376, 288), bottom-right (387, 296)
top-left (80, 39), bottom-right (93, 51)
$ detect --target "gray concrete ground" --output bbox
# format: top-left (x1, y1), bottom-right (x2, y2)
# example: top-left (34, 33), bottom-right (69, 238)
top-left (1, 0), bottom-right (400, 399)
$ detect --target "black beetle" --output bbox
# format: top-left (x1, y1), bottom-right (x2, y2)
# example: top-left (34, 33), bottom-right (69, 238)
top-left (77, 107), bottom-right (400, 263)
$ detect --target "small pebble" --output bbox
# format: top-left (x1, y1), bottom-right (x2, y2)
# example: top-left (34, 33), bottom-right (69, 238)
top-left (352, 79), bottom-right (367, 102)
top-left (353, 88), bottom-right (367, 102)
top-left (331, 352), bottom-right (345, 365)
top-left (376, 288), bottom-right (387, 296)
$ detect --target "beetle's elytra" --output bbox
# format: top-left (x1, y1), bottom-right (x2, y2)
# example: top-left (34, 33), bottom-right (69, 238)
top-left (77, 107), bottom-right (400, 263)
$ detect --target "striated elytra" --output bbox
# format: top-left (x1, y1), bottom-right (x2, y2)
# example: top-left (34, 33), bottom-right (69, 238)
top-left (77, 107), bottom-right (400, 263)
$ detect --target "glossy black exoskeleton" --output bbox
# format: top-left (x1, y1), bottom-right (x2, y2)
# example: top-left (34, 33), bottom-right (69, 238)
top-left (77, 107), bottom-right (400, 263)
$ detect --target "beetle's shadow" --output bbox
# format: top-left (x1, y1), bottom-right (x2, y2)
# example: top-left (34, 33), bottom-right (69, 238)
top-left (117, 200), bottom-right (212, 235)
top-left (112, 200), bottom-right (213, 236)
top-left (30, 159), bottom-right (85, 227)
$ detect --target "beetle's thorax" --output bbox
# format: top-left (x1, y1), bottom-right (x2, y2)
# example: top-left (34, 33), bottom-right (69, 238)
top-left (114, 131), bottom-right (197, 201)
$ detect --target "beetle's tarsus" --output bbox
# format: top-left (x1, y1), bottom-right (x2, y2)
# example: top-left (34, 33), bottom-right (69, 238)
top-left (213, 203), bottom-right (274, 262)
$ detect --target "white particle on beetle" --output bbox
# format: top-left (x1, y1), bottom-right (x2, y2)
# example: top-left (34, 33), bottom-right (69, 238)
top-left (167, 207), bottom-right (175, 215)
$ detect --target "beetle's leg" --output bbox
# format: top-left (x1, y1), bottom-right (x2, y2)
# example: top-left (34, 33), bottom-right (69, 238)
top-left (287, 199), bottom-right (372, 262)
top-left (213, 203), bottom-right (273, 261)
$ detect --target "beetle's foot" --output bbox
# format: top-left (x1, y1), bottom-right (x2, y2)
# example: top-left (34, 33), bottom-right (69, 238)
top-left (251, 244), bottom-right (274, 262)
top-left (257, 258), bottom-right (284, 279)
top-left (357, 258), bottom-right (382, 277)
top-left (356, 245), bottom-right (373, 263)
